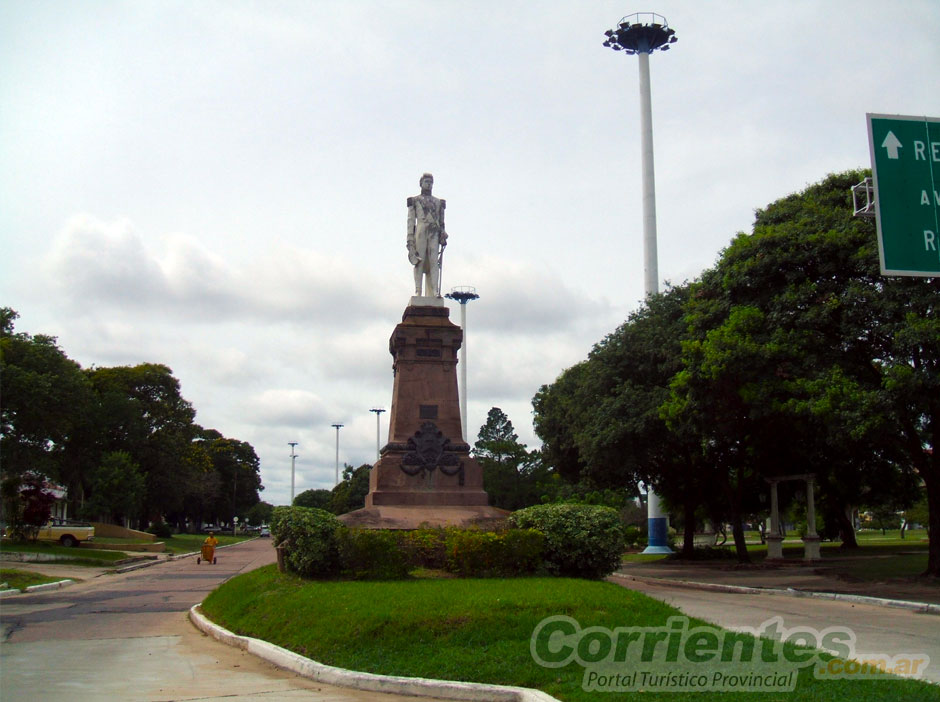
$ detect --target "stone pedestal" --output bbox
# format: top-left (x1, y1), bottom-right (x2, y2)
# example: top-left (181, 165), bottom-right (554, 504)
top-left (802, 534), bottom-right (821, 561)
top-left (765, 534), bottom-right (785, 561)
top-left (339, 305), bottom-right (508, 530)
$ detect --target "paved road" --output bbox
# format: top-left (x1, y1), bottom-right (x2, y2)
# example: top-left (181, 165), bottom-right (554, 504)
top-left (0, 540), bottom-right (444, 701)
top-left (611, 575), bottom-right (940, 685)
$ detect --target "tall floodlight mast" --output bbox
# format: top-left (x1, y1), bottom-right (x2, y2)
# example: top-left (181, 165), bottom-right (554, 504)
top-left (369, 408), bottom-right (386, 462)
top-left (604, 12), bottom-right (677, 554)
top-left (288, 442), bottom-right (299, 504)
top-left (331, 423), bottom-right (344, 486)
top-left (445, 286), bottom-right (480, 441)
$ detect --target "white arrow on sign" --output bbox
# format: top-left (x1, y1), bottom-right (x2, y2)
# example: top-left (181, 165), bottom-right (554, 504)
top-left (881, 131), bottom-right (903, 159)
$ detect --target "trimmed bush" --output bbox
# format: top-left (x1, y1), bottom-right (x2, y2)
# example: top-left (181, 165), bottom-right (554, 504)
top-left (444, 528), bottom-right (544, 577)
top-left (337, 528), bottom-right (410, 580)
top-left (270, 506), bottom-right (342, 578)
top-left (509, 504), bottom-right (624, 579)
top-left (623, 525), bottom-right (642, 550)
top-left (147, 520), bottom-right (173, 538)
top-left (399, 527), bottom-right (448, 570)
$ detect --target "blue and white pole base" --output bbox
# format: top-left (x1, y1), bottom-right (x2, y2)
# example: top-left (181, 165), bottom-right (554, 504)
top-left (642, 489), bottom-right (673, 554)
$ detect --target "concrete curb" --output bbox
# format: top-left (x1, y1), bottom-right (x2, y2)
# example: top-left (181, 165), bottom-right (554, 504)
top-left (611, 572), bottom-right (940, 615)
top-left (113, 558), bottom-right (165, 574)
top-left (189, 604), bottom-right (560, 702)
top-left (0, 579), bottom-right (75, 597)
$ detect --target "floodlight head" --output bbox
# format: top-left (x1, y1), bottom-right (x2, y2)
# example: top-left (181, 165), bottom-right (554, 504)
top-left (445, 285), bottom-right (480, 304)
top-left (604, 12), bottom-right (677, 55)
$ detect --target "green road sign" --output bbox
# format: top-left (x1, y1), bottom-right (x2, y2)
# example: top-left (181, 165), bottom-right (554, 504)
top-left (867, 113), bottom-right (940, 276)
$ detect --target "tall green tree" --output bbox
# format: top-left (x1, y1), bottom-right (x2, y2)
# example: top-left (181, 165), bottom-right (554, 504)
top-left (81, 451), bottom-right (145, 524)
top-left (87, 363), bottom-right (198, 520)
top-left (204, 434), bottom-right (263, 524)
top-left (246, 500), bottom-right (274, 526)
top-left (474, 407), bottom-right (548, 510)
top-left (1, 308), bottom-right (94, 504)
top-left (328, 464), bottom-right (371, 515)
top-left (294, 489), bottom-right (333, 510)
top-left (666, 170), bottom-right (938, 569)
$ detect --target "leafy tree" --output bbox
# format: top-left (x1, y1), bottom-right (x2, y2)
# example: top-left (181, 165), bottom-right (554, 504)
top-left (87, 363), bottom-right (198, 520)
top-left (533, 286), bottom-right (718, 556)
top-left (294, 489), bottom-right (333, 510)
top-left (903, 495), bottom-right (929, 534)
top-left (666, 170), bottom-right (938, 568)
top-left (203, 435), bottom-right (263, 524)
top-left (176, 434), bottom-right (220, 532)
top-left (867, 505), bottom-right (902, 535)
top-left (532, 362), bottom-right (592, 483)
top-left (246, 501), bottom-right (274, 526)
top-left (328, 464), bottom-right (371, 515)
top-left (532, 171), bottom-right (939, 571)
top-left (474, 408), bottom-right (548, 510)
top-left (1, 308), bottom-right (94, 503)
top-left (81, 451), bottom-right (145, 524)
top-left (1, 472), bottom-right (57, 540)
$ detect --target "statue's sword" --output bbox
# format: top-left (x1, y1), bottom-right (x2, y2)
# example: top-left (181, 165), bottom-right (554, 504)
top-left (437, 241), bottom-right (445, 296)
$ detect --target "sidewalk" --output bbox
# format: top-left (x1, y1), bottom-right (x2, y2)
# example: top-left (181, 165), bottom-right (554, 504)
top-left (617, 556), bottom-right (940, 607)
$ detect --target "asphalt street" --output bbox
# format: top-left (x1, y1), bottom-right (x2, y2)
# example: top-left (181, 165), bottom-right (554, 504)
top-left (610, 575), bottom-right (940, 685)
top-left (0, 539), bottom-right (446, 702)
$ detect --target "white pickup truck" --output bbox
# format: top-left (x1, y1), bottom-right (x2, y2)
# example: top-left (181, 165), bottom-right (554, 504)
top-left (36, 519), bottom-right (95, 547)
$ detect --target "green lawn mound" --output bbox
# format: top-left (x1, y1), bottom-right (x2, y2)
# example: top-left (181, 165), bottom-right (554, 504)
top-left (201, 566), bottom-right (939, 701)
top-left (0, 568), bottom-right (71, 591)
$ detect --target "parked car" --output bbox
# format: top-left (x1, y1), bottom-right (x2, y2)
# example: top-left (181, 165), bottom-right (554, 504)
top-left (259, 525), bottom-right (270, 538)
top-left (36, 519), bottom-right (95, 547)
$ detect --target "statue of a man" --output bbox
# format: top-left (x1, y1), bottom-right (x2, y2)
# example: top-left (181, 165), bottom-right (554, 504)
top-left (407, 173), bottom-right (448, 297)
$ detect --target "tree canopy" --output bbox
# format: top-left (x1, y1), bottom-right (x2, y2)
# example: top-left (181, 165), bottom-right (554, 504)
top-left (473, 407), bottom-right (551, 511)
top-left (0, 309), bottom-right (264, 531)
top-left (532, 171), bottom-right (939, 573)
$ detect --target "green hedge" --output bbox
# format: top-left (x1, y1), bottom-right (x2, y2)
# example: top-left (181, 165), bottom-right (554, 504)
top-left (399, 527), bottom-right (448, 570)
top-left (271, 506), bottom-right (620, 580)
top-left (509, 503), bottom-right (624, 578)
top-left (337, 529), bottom-right (410, 580)
top-left (270, 506), bottom-right (342, 577)
top-left (444, 528), bottom-right (544, 577)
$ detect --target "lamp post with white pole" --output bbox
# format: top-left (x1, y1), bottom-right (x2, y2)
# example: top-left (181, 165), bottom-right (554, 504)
top-left (604, 12), bottom-right (677, 554)
top-left (369, 408), bottom-right (385, 463)
top-left (445, 286), bottom-right (479, 441)
top-left (331, 423), bottom-right (344, 486)
top-left (288, 441), bottom-right (299, 505)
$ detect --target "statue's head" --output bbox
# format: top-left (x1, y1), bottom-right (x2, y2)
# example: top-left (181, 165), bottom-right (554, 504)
top-left (419, 173), bottom-right (434, 192)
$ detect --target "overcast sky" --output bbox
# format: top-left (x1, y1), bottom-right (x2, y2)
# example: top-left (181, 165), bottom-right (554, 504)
top-left (2, 1), bottom-right (938, 507)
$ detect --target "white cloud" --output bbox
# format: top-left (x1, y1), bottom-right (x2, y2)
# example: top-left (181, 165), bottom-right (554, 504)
top-left (250, 389), bottom-right (330, 429)
top-left (3, 0), bottom-right (938, 507)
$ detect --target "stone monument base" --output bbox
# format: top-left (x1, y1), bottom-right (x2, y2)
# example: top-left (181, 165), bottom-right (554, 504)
top-left (338, 504), bottom-right (509, 530)
top-left (409, 295), bottom-right (445, 307)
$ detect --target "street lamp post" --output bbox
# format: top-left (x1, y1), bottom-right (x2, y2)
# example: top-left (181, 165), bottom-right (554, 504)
top-left (445, 286), bottom-right (479, 441)
top-left (369, 408), bottom-right (386, 463)
top-left (604, 12), bottom-right (677, 555)
top-left (331, 423), bottom-right (344, 486)
top-left (288, 442), bottom-right (299, 505)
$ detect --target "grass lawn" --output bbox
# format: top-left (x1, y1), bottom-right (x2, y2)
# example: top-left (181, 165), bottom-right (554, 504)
top-left (202, 566), bottom-right (938, 701)
top-left (0, 541), bottom-right (130, 566)
top-left (644, 529), bottom-right (932, 577)
top-left (0, 568), bottom-right (73, 591)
